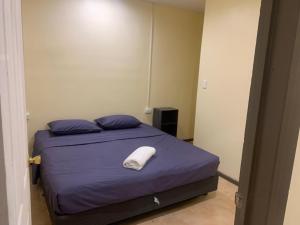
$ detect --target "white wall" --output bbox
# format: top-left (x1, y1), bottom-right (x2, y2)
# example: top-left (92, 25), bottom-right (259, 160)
top-left (194, 0), bottom-right (261, 180)
top-left (284, 130), bottom-right (300, 225)
top-left (22, 0), bottom-right (203, 146)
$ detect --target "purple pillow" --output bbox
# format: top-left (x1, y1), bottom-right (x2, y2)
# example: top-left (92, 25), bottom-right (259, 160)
top-left (95, 115), bottom-right (141, 130)
top-left (48, 119), bottom-right (101, 135)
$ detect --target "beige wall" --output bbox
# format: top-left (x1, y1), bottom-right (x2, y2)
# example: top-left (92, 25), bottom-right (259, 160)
top-left (284, 130), bottom-right (300, 225)
top-left (194, 0), bottom-right (261, 180)
top-left (150, 4), bottom-right (203, 139)
top-left (22, 0), bottom-right (203, 146)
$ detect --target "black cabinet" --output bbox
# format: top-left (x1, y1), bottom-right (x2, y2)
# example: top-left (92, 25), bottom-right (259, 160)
top-left (153, 107), bottom-right (178, 137)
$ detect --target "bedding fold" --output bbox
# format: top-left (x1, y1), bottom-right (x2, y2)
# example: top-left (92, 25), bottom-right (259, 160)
top-left (123, 146), bottom-right (156, 170)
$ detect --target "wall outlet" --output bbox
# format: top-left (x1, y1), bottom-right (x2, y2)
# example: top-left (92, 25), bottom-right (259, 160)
top-left (144, 107), bottom-right (153, 115)
top-left (26, 112), bottom-right (30, 120)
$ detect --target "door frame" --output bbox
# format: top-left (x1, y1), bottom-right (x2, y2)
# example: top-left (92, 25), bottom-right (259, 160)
top-left (235, 0), bottom-right (300, 224)
top-left (0, 0), bottom-right (32, 224)
top-left (0, 103), bottom-right (9, 225)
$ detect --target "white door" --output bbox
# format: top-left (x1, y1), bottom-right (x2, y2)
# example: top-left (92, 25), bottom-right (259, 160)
top-left (0, 0), bottom-right (32, 225)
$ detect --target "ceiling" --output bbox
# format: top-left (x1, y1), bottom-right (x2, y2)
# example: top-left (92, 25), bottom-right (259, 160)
top-left (146, 0), bottom-right (206, 12)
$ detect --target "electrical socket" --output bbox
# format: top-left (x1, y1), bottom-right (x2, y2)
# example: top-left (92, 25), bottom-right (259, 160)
top-left (26, 112), bottom-right (30, 120)
top-left (144, 107), bottom-right (153, 115)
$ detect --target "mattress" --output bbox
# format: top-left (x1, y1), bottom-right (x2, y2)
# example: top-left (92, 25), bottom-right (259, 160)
top-left (33, 124), bottom-right (219, 215)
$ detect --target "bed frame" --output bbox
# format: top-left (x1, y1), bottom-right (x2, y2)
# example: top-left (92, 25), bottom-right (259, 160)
top-left (43, 175), bottom-right (219, 225)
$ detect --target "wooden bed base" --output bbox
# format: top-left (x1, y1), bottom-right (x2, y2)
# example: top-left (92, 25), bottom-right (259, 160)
top-left (43, 175), bottom-right (219, 225)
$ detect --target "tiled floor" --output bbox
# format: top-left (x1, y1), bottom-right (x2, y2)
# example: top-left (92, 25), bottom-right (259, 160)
top-left (31, 178), bottom-right (237, 225)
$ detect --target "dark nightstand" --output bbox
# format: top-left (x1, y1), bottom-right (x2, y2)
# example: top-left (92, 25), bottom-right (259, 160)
top-left (153, 107), bottom-right (178, 137)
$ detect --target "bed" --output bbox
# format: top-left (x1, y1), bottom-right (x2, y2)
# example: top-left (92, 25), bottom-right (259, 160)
top-left (32, 123), bottom-right (220, 225)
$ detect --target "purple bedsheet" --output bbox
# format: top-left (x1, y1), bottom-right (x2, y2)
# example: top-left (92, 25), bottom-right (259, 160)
top-left (33, 124), bottom-right (219, 215)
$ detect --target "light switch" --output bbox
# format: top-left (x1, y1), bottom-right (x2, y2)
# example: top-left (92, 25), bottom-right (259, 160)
top-left (202, 80), bottom-right (208, 89)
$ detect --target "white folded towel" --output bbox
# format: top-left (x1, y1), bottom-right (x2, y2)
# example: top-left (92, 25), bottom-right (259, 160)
top-left (123, 146), bottom-right (156, 171)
